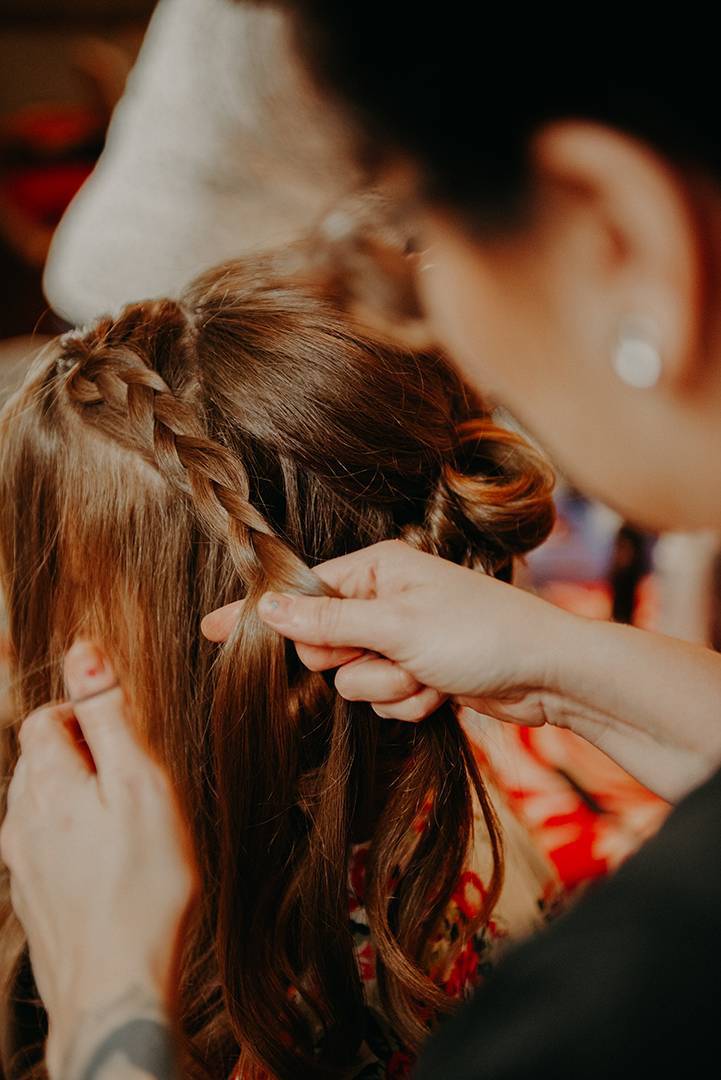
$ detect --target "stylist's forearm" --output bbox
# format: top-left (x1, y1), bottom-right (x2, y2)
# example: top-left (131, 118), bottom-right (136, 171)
top-left (541, 613), bottom-right (721, 801)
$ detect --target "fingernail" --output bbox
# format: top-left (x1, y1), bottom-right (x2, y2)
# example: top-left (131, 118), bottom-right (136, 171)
top-left (68, 640), bottom-right (106, 678)
top-left (258, 592), bottom-right (293, 619)
top-left (65, 640), bottom-right (114, 699)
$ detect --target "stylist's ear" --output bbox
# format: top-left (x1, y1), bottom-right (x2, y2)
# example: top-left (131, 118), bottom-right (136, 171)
top-left (531, 121), bottom-right (701, 388)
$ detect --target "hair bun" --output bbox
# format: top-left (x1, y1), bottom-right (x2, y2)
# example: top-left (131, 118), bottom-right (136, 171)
top-left (402, 420), bottom-right (555, 577)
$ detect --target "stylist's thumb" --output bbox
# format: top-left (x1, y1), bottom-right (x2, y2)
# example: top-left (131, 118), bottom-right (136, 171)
top-left (258, 591), bottom-right (382, 651)
top-left (64, 640), bottom-right (142, 773)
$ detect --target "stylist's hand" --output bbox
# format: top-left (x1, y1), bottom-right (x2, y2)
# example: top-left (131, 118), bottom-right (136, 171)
top-left (203, 540), bottom-right (565, 723)
top-left (0, 641), bottom-right (196, 1079)
top-left (203, 540), bottom-right (721, 803)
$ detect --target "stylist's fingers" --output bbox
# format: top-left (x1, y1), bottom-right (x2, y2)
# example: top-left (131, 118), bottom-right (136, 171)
top-left (258, 591), bottom-right (394, 652)
top-left (334, 652), bottom-right (423, 703)
top-left (295, 643), bottom-right (366, 670)
top-left (201, 599), bottom-right (244, 642)
top-left (17, 701), bottom-right (76, 755)
top-left (2, 707), bottom-right (89, 876)
top-left (202, 600), bottom-right (365, 667)
top-left (372, 684), bottom-right (449, 722)
top-left (63, 640), bottom-right (146, 779)
top-left (258, 542), bottom-right (436, 652)
top-left (12, 704), bottom-right (90, 798)
top-left (64, 640), bottom-right (196, 864)
top-left (204, 541), bottom-right (422, 651)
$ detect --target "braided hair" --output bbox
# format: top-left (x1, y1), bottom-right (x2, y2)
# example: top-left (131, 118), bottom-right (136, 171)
top-left (0, 260), bottom-right (554, 1080)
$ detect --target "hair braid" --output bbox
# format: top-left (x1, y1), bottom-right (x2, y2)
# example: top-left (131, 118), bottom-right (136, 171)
top-left (60, 325), bottom-right (332, 601)
top-left (58, 318), bottom-right (361, 1077)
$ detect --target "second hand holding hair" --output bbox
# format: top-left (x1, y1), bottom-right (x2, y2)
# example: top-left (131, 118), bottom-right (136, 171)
top-left (0, 641), bottom-right (196, 1080)
top-left (252, 540), bottom-right (721, 804)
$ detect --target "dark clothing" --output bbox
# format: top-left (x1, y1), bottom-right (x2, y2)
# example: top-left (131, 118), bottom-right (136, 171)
top-left (415, 765), bottom-right (721, 1079)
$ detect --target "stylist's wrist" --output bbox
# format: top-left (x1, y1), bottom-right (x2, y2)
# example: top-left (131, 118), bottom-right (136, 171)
top-left (452, 586), bottom-right (588, 725)
top-left (46, 984), bottom-right (172, 1080)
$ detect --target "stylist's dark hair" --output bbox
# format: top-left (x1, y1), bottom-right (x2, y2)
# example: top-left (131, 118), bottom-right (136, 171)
top-left (0, 261), bottom-right (553, 1080)
top-left (277, 0), bottom-right (721, 229)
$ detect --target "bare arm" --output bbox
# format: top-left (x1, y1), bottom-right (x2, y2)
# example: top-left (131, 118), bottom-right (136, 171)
top-left (208, 541), bottom-right (721, 803)
top-left (525, 614), bottom-right (721, 802)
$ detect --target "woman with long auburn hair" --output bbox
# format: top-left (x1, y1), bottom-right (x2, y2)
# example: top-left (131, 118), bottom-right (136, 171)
top-left (0, 261), bottom-right (557, 1080)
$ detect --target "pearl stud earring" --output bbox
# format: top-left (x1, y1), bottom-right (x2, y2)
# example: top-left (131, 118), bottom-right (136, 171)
top-left (612, 315), bottom-right (662, 389)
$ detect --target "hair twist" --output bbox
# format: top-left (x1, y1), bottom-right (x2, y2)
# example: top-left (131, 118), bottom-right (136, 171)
top-left (401, 419), bottom-right (555, 578)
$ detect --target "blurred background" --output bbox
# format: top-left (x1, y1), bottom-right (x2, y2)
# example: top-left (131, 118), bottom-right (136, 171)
top-left (2, 0), bottom-right (719, 891)
top-left (0, 0), bottom-right (154, 350)
top-left (0, 0), bottom-right (155, 705)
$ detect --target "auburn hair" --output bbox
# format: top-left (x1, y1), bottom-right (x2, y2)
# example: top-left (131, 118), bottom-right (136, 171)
top-left (0, 261), bottom-right (554, 1080)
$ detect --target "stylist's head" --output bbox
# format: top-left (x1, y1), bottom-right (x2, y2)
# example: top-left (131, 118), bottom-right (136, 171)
top-left (277, 0), bottom-right (721, 531)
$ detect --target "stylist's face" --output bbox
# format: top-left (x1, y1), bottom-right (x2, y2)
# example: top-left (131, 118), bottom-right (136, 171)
top-left (416, 123), bottom-right (721, 532)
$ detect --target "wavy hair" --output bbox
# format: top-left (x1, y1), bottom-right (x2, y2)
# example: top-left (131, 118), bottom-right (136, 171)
top-left (0, 261), bottom-right (554, 1080)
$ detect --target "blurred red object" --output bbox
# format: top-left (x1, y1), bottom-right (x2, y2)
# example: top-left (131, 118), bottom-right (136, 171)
top-left (3, 162), bottom-right (95, 227)
top-left (0, 103), bottom-right (103, 266)
top-left (1, 103), bottom-right (102, 156)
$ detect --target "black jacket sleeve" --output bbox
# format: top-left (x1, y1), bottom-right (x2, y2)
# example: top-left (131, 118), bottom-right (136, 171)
top-left (414, 766), bottom-right (721, 1079)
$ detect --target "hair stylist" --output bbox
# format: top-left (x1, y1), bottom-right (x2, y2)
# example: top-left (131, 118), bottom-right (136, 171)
top-left (4, 2), bottom-right (721, 1078)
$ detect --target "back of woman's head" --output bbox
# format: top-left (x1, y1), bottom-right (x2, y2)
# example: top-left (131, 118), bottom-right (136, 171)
top-left (280, 0), bottom-right (721, 228)
top-left (0, 261), bottom-right (554, 1080)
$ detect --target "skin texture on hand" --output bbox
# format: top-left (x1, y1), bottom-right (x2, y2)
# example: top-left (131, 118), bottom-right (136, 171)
top-left (205, 541), bottom-right (570, 720)
top-left (204, 540), bottom-right (721, 801)
top-left (0, 641), bottom-right (196, 1080)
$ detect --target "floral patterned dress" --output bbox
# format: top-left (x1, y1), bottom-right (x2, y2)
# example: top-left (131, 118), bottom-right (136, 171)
top-left (232, 716), bottom-right (669, 1080)
top-left (466, 712), bottom-right (670, 892)
top-left (331, 767), bottom-right (562, 1080)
